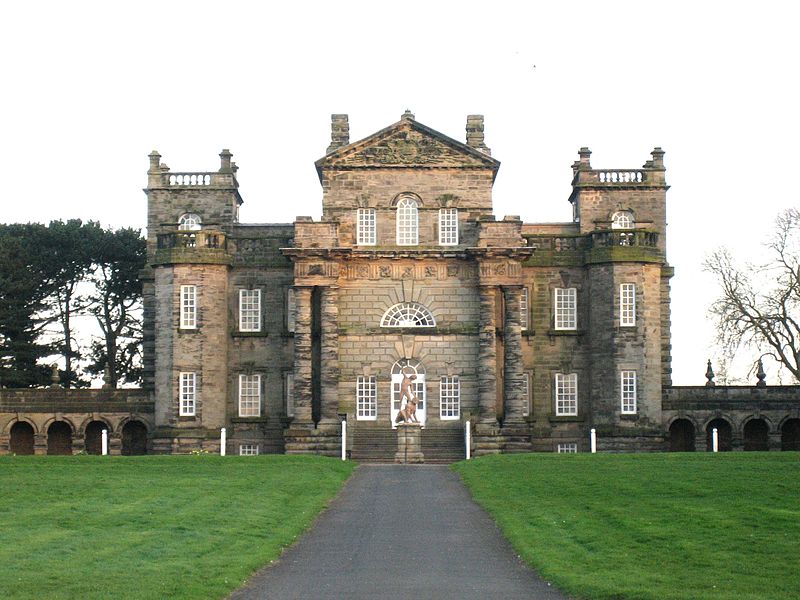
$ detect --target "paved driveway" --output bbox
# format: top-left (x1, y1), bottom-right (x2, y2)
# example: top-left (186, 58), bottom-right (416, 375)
top-left (230, 464), bottom-right (570, 600)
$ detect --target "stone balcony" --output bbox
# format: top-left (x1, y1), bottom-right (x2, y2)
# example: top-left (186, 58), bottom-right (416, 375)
top-left (153, 229), bottom-right (231, 265)
top-left (523, 229), bottom-right (662, 266)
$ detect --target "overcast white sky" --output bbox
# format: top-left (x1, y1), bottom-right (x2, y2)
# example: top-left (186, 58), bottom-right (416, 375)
top-left (2, 1), bottom-right (798, 385)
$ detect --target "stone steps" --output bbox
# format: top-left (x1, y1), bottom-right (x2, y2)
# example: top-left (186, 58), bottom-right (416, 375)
top-left (350, 425), bottom-right (465, 463)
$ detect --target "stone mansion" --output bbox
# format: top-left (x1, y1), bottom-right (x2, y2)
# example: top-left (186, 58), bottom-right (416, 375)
top-left (1, 112), bottom-right (799, 457)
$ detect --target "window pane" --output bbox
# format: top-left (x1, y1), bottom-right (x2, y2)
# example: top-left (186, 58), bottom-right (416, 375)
top-left (286, 288), bottom-right (296, 332)
top-left (356, 376), bottom-right (377, 419)
top-left (357, 208), bottom-right (376, 245)
top-left (396, 198), bottom-right (418, 245)
top-left (621, 370), bottom-right (637, 414)
top-left (181, 285), bottom-right (197, 329)
top-left (620, 283), bottom-right (635, 326)
top-left (381, 302), bottom-right (436, 327)
top-left (239, 289), bottom-right (261, 332)
top-left (438, 208), bottom-right (458, 245)
top-left (555, 372), bottom-right (577, 416)
top-left (520, 287), bottom-right (529, 330)
top-left (440, 376), bottom-right (460, 419)
top-left (239, 444), bottom-right (259, 456)
top-left (285, 373), bottom-right (294, 417)
top-left (239, 374), bottom-right (261, 417)
top-left (554, 288), bottom-right (576, 330)
top-left (180, 372), bottom-right (196, 416)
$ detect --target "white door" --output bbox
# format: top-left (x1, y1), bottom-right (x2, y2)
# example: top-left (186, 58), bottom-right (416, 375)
top-left (390, 360), bottom-right (426, 428)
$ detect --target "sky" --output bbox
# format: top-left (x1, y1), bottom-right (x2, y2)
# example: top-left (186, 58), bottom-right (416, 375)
top-left (2, 1), bottom-right (798, 385)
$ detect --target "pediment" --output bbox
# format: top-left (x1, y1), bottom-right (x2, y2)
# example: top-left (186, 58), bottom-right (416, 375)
top-left (316, 119), bottom-right (500, 171)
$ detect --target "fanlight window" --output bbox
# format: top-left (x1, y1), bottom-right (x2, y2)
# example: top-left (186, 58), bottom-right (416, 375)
top-left (178, 213), bottom-right (202, 231)
top-left (611, 211), bottom-right (634, 229)
top-left (380, 302), bottom-right (435, 327)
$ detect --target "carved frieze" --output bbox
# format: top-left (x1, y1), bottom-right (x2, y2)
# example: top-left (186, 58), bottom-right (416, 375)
top-left (342, 262), bottom-right (477, 281)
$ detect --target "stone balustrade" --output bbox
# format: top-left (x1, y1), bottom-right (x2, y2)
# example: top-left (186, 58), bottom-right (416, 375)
top-left (151, 171), bottom-right (238, 188)
top-left (168, 172), bottom-right (212, 186)
top-left (589, 230), bottom-right (658, 248)
top-left (595, 170), bottom-right (645, 183)
top-left (156, 229), bottom-right (227, 250)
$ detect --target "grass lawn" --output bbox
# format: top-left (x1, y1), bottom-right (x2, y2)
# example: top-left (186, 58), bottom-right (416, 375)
top-left (454, 453), bottom-right (800, 600)
top-left (0, 455), bottom-right (355, 600)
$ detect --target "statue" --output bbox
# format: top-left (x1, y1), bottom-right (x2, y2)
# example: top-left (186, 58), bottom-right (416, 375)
top-left (395, 371), bottom-right (419, 424)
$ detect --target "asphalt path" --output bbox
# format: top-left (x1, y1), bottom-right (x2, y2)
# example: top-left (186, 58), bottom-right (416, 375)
top-left (229, 464), bottom-right (570, 600)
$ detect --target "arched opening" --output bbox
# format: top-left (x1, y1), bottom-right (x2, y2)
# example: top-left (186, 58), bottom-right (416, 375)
top-left (706, 418), bottom-right (732, 452)
top-left (669, 419), bottom-right (695, 452)
top-left (743, 419), bottom-right (769, 451)
top-left (10, 422), bottom-right (35, 455)
top-left (122, 421), bottom-right (148, 455)
top-left (47, 421), bottom-right (73, 455)
top-left (84, 421), bottom-right (107, 455)
top-left (391, 359), bottom-right (426, 428)
top-left (781, 418), bottom-right (800, 451)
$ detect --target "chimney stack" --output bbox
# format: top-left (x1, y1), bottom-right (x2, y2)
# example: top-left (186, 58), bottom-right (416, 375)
top-left (327, 114), bottom-right (350, 154)
top-left (466, 115), bottom-right (490, 155)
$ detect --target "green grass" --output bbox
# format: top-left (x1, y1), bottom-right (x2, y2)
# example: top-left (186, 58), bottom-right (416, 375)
top-left (453, 453), bottom-right (800, 600)
top-left (0, 455), bottom-right (355, 600)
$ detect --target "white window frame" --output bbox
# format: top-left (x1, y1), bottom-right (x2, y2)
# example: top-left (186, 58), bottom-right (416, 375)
top-left (178, 213), bottom-right (202, 231)
top-left (238, 374), bottom-right (261, 417)
top-left (555, 372), bottom-right (578, 416)
top-left (523, 372), bottom-right (531, 417)
top-left (611, 211), bottom-right (634, 229)
top-left (557, 443), bottom-right (578, 453)
top-left (439, 376), bottom-right (460, 420)
top-left (620, 283), bottom-right (636, 327)
top-left (438, 208), bottom-right (458, 246)
top-left (180, 285), bottom-right (197, 329)
top-left (179, 372), bottom-right (196, 416)
top-left (396, 197), bottom-right (419, 246)
top-left (286, 288), bottom-right (296, 333)
top-left (357, 208), bottom-right (376, 245)
top-left (284, 372), bottom-right (294, 417)
top-left (621, 370), bottom-right (637, 414)
top-left (520, 287), bottom-right (529, 331)
top-left (554, 287), bottom-right (577, 331)
top-left (239, 289), bottom-right (262, 332)
top-left (356, 376), bottom-right (377, 420)
top-left (239, 444), bottom-right (259, 456)
top-left (380, 302), bottom-right (436, 327)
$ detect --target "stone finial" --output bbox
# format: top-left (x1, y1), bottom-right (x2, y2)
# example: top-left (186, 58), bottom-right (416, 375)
top-left (219, 149), bottom-right (233, 173)
top-left (50, 364), bottom-right (61, 388)
top-left (651, 147), bottom-right (665, 169)
top-left (401, 109), bottom-right (415, 121)
top-left (327, 114), bottom-right (350, 154)
top-left (756, 359), bottom-right (767, 388)
top-left (705, 359), bottom-right (715, 387)
top-left (148, 150), bottom-right (161, 172)
top-left (578, 147), bottom-right (592, 169)
top-left (466, 114), bottom-right (491, 156)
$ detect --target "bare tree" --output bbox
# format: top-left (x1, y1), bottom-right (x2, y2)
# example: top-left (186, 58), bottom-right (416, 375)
top-left (705, 208), bottom-right (800, 381)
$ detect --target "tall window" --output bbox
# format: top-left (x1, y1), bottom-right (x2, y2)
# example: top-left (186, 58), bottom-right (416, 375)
top-left (239, 289), bottom-right (261, 332)
top-left (357, 208), bottom-right (376, 245)
top-left (438, 208), bottom-right (458, 245)
top-left (181, 285), bottom-right (197, 329)
top-left (440, 376), bottom-right (460, 419)
top-left (239, 374), bottom-right (261, 417)
top-left (523, 372), bottom-right (531, 417)
top-left (520, 287), bottom-right (529, 331)
top-left (621, 370), bottom-right (637, 414)
top-left (396, 197), bottom-right (419, 245)
top-left (554, 288), bottom-right (576, 330)
top-left (284, 372), bottom-right (294, 417)
top-left (286, 288), bottom-right (296, 333)
top-left (356, 376), bottom-right (377, 420)
top-left (179, 372), bottom-right (196, 416)
top-left (620, 283), bottom-right (636, 327)
top-left (555, 373), bottom-right (577, 416)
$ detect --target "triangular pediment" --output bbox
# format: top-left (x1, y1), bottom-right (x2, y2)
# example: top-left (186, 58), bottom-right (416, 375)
top-left (316, 119), bottom-right (500, 172)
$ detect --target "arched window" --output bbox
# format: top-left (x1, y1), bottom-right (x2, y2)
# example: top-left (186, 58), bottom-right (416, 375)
top-left (380, 302), bottom-right (435, 327)
top-left (611, 211), bottom-right (634, 229)
top-left (396, 197), bottom-right (418, 245)
top-left (178, 213), bottom-right (202, 231)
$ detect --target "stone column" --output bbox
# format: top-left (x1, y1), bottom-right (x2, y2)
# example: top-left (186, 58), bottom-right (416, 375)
top-left (292, 286), bottom-right (314, 424)
top-left (320, 285), bottom-right (340, 423)
top-left (478, 286), bottom-right (498, 424)
top-left (503, 285), bottom-right (526, 424)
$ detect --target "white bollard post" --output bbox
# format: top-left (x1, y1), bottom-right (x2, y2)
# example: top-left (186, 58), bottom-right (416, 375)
top-left (465, 420), bottom-right (471, 460)
top-left (101, 429), bottom-right (108, 456)
top-left (220, 427), bottom-right (226, 456)
top-left (341, 420), bottom-right (347, 461)
top-left (590, 428), bottom-right (597, 453)
top-left (712, 427), bottom-right (718, 453)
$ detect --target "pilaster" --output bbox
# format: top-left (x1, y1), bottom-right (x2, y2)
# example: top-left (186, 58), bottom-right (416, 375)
top-left (292, 286), bottom-right (314, 425)
top-left (502, 285), bottom-right (526, 424)
top-left (477, 285), bottom-right (498, 424)
top-left (320, 285), bottom-right (340, 423)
